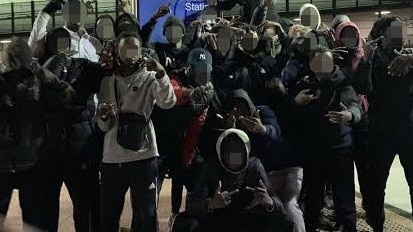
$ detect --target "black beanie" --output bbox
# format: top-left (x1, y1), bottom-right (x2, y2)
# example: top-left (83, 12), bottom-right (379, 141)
top-left (114, 13), bottom-right (140, 37)
top-left (163, 16), bottom-right (185, 35)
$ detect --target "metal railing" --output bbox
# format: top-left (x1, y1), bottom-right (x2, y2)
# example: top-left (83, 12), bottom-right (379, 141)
top-left (0, 0), bottom-right (118, 35)
top-left (0, 0), bottom-right (412, 36)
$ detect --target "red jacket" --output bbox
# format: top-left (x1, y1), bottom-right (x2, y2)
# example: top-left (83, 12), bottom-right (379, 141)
top-left (170, 74), bottom-right (208, 168)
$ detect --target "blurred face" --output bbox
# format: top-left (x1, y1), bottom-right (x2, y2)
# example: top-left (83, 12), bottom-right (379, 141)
top-left (222, 136), bottom-right (246, 172)
top-left (117, 37), bottom-right (142, 65)
top-left (62, 0), bottom-right (87, 25)
top-left (300, 7), bottom-right (320, 30)
top-left (310, 51), bottom-right (334, 78)
top-left (217, 27), bottom-right (233, 56)
top-left (241, 29), bottom-right (259, 52)
top-left (383, 20), bottom-right (405, 49)
top-left (188, 63), bottom-right (211, 86)
top-left (164, 26), bottom-right (184, 44)
top-left (96, 18), bottom-right (115, 41)
top-left (340, 26), bottom-right (359, 48)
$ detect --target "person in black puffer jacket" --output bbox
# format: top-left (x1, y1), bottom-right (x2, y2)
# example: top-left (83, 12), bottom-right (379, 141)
top-left (364, 15), bottom-right (413, 232)
top-left (0, 37), bottom-right (64, 231)
top-left (290, 47), bottom-right (361, 232)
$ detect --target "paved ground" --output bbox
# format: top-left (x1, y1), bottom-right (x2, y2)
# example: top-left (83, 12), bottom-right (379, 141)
top-left (3, 180), bottom-right (177, 232)
top-left (2, 177), bottom-right (412, 232)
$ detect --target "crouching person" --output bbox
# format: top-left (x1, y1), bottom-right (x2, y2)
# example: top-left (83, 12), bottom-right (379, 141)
top-left (172, 129), bottom-right (294, 232)
top-left (96, 31), bottom-right (176, 232)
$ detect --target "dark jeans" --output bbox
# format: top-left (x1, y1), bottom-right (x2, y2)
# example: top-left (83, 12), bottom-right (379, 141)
top-left (101, 158), bottom-right (158, 232)
top-left (366, 131), bottom-right (413, 231)
top-left (34, 151), bottom-right (101, 232)
top-left (303, 148), bottom-right (357, 232)
top-left (172, 211), bottom-right (294, 232)
top-left (0, 169), bottom-right (46, 230)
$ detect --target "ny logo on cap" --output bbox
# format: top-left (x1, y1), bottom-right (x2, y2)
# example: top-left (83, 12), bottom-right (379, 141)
top-left (199, 53), bottom-right (206, 60)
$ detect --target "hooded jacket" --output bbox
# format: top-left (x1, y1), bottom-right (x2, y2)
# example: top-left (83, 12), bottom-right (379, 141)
top-left (232, 89), bottom-right (301, 170)
top-left (299, 4), bottom-right (321, 30)
top-left (186, 129), bottom-right (285, 217)
top-left (291, 66), bottom-right (361, 150)
top-left (368, 47), bottom-right (413, 138)
top-left (334, 21), bottom-right (364, 73)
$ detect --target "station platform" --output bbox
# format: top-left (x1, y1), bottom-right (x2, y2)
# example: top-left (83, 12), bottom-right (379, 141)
top-left (2, 179), bottom-right (412, 232)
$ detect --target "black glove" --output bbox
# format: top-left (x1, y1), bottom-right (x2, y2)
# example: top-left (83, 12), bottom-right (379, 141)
top-left (43, 0), bottom-right (65, 15)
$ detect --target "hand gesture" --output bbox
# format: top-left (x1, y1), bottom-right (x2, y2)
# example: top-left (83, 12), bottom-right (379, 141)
top-left (295, 89), bottom-right (318, 106)
top-left (189, 82), bottom-right (215, 104)
top-left (97, 103), bottom-right (117, 120)
top-left (152, 4), bottom-right (170, 20)
top-left (325, 102), bottom-right (353, 124)
top-left (143, 55), bottom-right (166, 78)
top-left (98, 49), bottom-right (114, 70)
top-left (246, 180), bottom-right (274, 210)
top-left (201, 33), bottom-right (218, 50)
top-left (43, 0), bottom-right (65, 15)
top-left (216, 108), bottom-right (237, 129)
top-left (388, 49), bottom-right (413, 77)
top-left (265, 78), bottom-right (286, 95)
top-left (208, 181), bottom-right (239, 211)
top-left (238, 110), bottom-right (267, 135)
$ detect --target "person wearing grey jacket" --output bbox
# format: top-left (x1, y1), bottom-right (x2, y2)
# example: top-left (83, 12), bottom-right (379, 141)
top-left (97, 31), bottom-right (176, 232)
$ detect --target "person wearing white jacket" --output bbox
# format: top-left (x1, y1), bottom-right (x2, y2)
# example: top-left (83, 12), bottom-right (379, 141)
top-left (28, 0), bottom-right (102, 63)
top-left (97, 31), bottom-right (176, 232)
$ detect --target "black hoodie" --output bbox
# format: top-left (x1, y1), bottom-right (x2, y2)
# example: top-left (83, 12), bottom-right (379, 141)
top-left (369, 47), bottom-right (413, 138)
top-left (292, 66), bottom-right (361, 150)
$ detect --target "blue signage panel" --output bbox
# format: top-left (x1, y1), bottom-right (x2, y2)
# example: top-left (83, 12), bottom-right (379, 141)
top-left (139, 0), bottom-right (209, 43)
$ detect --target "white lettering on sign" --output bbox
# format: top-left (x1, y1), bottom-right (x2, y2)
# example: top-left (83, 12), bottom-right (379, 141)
top-left (185, 2), bottom-right (208, 11)
top-left (199, 53), bottom-right (206, 60)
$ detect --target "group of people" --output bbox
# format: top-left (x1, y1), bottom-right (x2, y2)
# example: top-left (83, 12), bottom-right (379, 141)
top-left (0, 0), bottom-right (413, 231)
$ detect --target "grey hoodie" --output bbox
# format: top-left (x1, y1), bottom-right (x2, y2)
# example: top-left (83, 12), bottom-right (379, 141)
top-left (97, 68), bottom-right (176, 163)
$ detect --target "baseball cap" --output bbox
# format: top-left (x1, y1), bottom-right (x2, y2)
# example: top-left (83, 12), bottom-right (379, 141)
top-left (187, 48), bottom-right (213, 86)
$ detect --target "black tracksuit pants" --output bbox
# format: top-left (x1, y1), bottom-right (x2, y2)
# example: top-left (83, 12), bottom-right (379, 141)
top-left (303, 147), bottom-right (357, 232)
top-left (366, 130), bottom-right (413, 231)
top-left (101, 158), bottom-right (158, 232)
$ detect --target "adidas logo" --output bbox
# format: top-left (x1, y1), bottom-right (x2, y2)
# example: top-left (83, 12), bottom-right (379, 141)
top-left (148, 182), bottom-right (156, 190)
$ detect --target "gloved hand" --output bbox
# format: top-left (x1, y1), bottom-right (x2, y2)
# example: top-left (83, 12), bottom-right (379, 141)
top-left (43, 0), bottom-right (65, 15)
